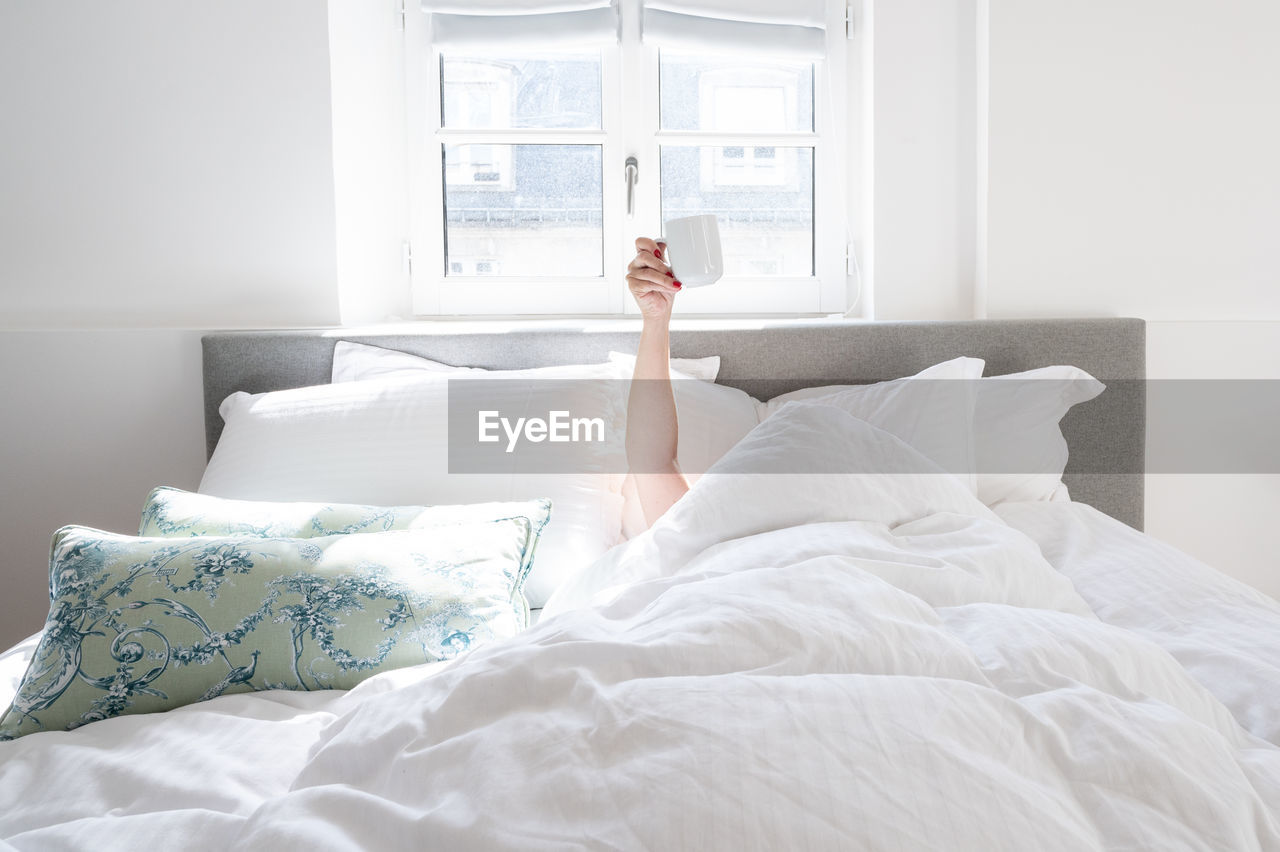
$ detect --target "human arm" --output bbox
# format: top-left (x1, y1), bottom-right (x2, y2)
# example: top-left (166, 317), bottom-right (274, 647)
top-left (625, 237), bottom-right (690, 527)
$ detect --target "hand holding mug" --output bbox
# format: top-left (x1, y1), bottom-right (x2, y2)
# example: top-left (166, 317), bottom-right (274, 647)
top-left (627, 237), bottom-right (681, 321)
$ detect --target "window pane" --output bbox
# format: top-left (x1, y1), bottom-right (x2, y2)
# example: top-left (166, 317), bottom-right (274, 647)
top-left (660, 146), bottom-right (813, 277)
top-left (659, 51), bottom-right (814, 132)
top-left (441, 52), bottom-right (602, 130)
top-left (444, 144), bottom-right (603, 277)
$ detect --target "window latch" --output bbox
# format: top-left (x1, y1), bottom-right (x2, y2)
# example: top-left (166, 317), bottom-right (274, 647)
top-left (624, 156), bottom-right (639, 218)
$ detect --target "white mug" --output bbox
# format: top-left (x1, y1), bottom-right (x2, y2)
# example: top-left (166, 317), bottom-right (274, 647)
top-left (661, 214), bottom-right (723, 287)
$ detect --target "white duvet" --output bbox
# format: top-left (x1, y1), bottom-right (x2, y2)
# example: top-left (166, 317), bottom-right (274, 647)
top-left (2, 402), bottom-right (1278, 850)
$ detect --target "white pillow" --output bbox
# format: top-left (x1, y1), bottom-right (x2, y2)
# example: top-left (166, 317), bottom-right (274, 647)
top-left (331, 341), bottom-right (480, 382)
top-left (332, 342), bottom-right (753, 542)
top-left (606, 351), bottom-right (721, 382)
top-left (758, 357), bottom-right (986, 493)
top-left (974, 365), bottom-right (1105, 505)
top-left (201, 370), bottom-right (627, 608)
top-left (332, 342), bottom-right (721, 384)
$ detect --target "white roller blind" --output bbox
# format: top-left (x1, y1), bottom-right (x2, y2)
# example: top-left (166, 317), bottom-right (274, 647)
top-left (642, 0), bottom-right (827, 57)
top-left (424, 0), bottom-right (620, 48)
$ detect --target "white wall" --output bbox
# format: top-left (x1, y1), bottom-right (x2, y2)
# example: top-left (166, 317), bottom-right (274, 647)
top-left (868, 0), bottom-right (979, 320)
top-left (328, 0), bottom-right (414, 325)
top-left (1143, 322), bottom-right (1280, 598)
top-left (0, 332), bottom-right (208, 644)
top-left (986, 0), bottom-right (1280, 321)
top-left (986, 0), bottom-right (1280, 599)
top-left (0, 1), bottom-right (358, 648)
top-left (0, 1), bottom-right (342, 328)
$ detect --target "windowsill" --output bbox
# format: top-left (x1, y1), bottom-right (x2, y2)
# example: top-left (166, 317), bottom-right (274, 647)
top-left (203, 314), bottom-right (886, 337)
top-left (321, 313), bottom-right (868, 335)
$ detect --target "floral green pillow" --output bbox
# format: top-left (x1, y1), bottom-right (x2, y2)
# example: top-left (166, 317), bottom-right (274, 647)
top-left (138, 487), bottom-right (551, 594)
top-left (2, 518), bottom-right (540, 739)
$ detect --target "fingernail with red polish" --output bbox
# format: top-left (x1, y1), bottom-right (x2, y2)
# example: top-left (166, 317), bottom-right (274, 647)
top-left (674, 280), bottom-right (683, 289)
top-left (654, 247), bottom-right (663, 259)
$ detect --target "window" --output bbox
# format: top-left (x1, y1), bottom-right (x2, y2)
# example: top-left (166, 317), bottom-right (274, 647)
top-left (409, 1), bottom-right (846, 315)
top-left (438, 52), bottom-right (605, 284)
top-left (659, 52), bottom-right (817, 282)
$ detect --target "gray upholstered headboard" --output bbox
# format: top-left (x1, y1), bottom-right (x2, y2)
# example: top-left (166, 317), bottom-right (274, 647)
top-left (202, 318), bottom-right (1146, 529)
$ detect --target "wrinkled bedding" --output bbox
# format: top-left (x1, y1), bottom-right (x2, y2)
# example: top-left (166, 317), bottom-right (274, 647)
top-left (2, 402), bottom-right (1278, 850)
top-left (997, 499), bottom-right (1280, 747)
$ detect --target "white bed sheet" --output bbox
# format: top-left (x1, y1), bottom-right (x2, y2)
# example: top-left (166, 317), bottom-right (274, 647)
top-left (997, 499), bottom-right (1280, 747)
top-left (0, 634), bottom-right (453, 848)
top-left (1, 403), bottom-right (1277, 850)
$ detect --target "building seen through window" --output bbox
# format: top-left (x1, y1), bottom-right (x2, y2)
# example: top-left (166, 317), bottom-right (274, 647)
top-left (440, 51), bottom-right (814, 280)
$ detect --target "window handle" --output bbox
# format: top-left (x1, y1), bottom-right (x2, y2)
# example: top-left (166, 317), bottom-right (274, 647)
top-left (624, 156), bottom-right (639, 218)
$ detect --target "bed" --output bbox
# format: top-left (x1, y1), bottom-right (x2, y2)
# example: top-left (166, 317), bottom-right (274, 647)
top-left (3, 317), bottom-right (1279, 850)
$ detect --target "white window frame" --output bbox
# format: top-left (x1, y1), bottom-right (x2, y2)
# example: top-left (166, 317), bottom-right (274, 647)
top-left (406, 1), bottom-right (850, 316)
